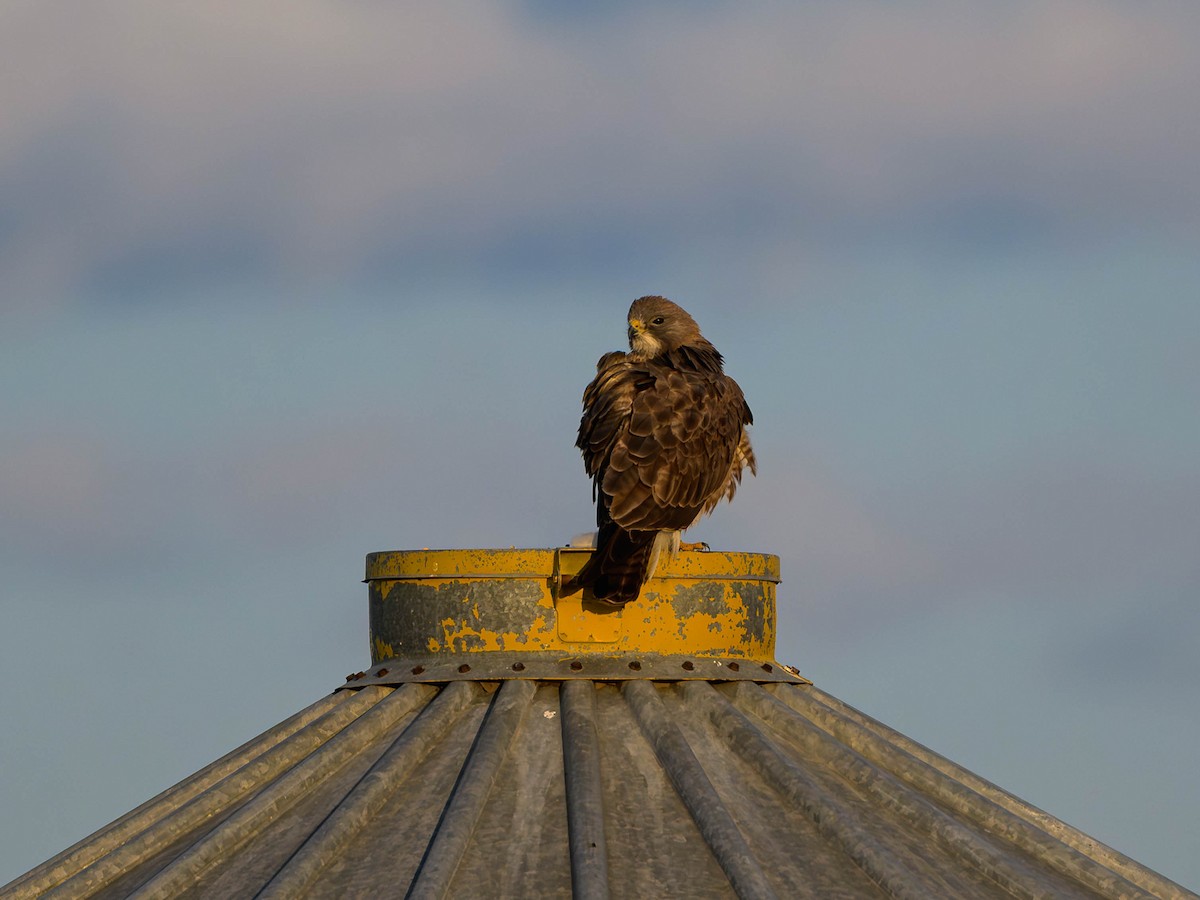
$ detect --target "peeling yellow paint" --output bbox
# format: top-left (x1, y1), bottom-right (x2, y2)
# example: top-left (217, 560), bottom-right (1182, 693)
top-left (366, 548), bottom-right (780, 663)
top-left (371, 636), bottom-right (395, 664)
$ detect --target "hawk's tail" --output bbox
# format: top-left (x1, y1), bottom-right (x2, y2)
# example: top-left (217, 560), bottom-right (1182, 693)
top-left (570, 523), bottom-right (657, 606)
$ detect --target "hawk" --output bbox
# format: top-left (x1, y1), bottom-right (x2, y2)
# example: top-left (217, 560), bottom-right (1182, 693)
top-left (571, 296), bottom-right (756, 605)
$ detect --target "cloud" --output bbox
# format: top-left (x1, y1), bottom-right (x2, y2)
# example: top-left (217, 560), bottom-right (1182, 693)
top-left (923, 460), bottom-right (1200, 598)
top-left (2, 1), bottom-right (1199, 313)
top-left (708, 441), bottom-right (1200, 647)
top-left (0, 408), bottom-right (584, 579)
top-left (718, 456), bottom-right (936, 608)
top-left (1062, 587), bottom-right (1200, 693)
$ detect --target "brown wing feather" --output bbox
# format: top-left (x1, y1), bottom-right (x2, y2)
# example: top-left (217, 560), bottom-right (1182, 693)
top-left (573, 345), bottom-right (753, 604)
top-left (601, 360), bottom-right (750, 531)
top-left (573, 350), bottom-right (748, 535)
top-left (576, 351), bottom-right (639, 514)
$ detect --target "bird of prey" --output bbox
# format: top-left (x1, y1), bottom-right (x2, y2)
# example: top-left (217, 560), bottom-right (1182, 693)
top-left (571, 296), bottom-right (756, 605)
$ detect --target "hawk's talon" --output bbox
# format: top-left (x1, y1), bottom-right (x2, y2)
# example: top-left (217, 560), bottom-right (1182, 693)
top-left (680, 541), bottom-right (710, 552)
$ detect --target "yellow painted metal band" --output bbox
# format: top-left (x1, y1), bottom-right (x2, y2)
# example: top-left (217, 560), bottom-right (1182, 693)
top-left (365, 548), bottom-right (782, 667)
top-left (366, 548), bottom-right (780, 582)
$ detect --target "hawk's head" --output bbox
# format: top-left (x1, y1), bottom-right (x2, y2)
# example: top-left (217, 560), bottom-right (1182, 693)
top-left (627, 296), bottom-right (704, 359)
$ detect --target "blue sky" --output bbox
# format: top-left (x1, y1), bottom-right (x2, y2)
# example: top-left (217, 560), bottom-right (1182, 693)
top-left (2, 1), bottom-right (1198, 890)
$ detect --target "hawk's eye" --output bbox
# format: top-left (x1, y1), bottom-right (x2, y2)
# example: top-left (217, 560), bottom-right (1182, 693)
top-left (651, 316), bottom-right (665, 326)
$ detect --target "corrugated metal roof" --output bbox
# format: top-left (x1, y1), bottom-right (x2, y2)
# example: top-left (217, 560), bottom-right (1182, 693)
top-left (3, 549), bottom-right (1192, 899)
top-left (5, 678), bottom-right (1191, 899)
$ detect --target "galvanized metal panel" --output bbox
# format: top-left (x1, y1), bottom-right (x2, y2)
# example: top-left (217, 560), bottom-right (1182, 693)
top-left (439, 682), bottom-right (573, 899)
top-left (4, 679), bottom-right (1194, 899)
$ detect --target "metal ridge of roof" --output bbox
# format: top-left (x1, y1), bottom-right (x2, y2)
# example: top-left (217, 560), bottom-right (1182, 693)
top-left (3, 548), bottom-right (1193, 899)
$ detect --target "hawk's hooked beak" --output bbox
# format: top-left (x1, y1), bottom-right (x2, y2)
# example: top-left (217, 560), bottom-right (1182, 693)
top-left (627, 318), bottom-right (644, 344)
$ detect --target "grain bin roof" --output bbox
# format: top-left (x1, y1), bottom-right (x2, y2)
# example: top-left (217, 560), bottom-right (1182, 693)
top-left (4, 549), bottom-right (1190, 899)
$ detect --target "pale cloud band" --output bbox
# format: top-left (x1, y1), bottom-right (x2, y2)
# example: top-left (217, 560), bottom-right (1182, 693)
top-left (2, 1), bottom-right (1198, 310)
